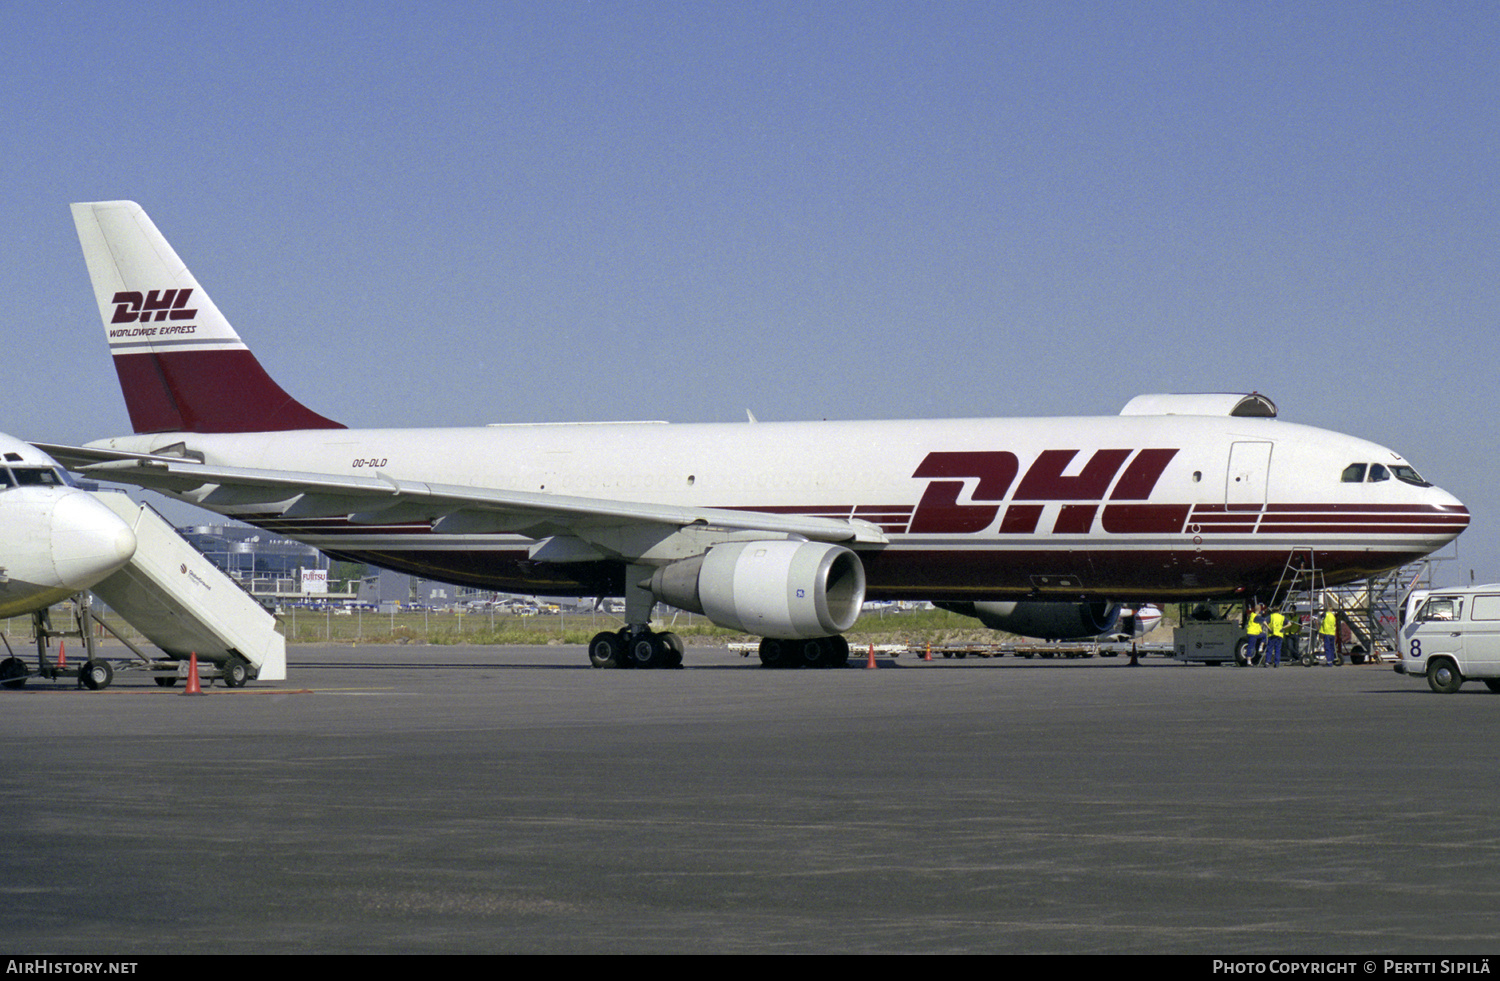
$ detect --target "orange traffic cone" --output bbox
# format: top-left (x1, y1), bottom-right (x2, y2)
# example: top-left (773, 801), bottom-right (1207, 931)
top-left (182, 653), bottom-right (205, 695)
top-left (865, 642), bottom-right (878, 669)
top-left (1128, 642), bottom-right (1140, 667)
top-left (924, 642), bottom-right (932, 662)
top-left (56, 640), bottom-right (66, 668)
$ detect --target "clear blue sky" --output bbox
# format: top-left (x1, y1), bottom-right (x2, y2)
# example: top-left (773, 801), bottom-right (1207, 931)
top-left (6, 1), bottom-right (1496, 581)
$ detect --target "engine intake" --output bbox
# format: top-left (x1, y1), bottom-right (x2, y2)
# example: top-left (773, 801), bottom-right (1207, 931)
top-left (650, 541), bottom-right (866, 639)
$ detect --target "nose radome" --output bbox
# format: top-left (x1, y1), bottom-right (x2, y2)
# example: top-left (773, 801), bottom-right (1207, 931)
top-left (49, 492), bottom-right (137, 589)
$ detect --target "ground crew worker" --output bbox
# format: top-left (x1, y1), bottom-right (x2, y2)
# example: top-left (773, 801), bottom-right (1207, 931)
top-left (1266, 607), bottom-right (1285, 668)
top-left (1246, 604), bottom-right (1265, 664)
top-left (1320, 608), bottom-right (1338, 665)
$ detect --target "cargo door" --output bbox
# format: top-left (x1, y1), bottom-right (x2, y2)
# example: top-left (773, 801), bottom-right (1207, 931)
top-left (1226, 441), bottom-right (1272, 507)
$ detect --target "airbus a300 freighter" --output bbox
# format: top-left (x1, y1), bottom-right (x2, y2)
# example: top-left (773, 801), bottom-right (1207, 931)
top-left (43, 201), bottom-right (1469, 669)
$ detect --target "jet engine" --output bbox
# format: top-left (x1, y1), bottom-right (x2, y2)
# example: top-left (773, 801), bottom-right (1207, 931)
top-left (649, 541), bottom-right (866, 639)
top-left (936, 600), bottom-right (1122, 641)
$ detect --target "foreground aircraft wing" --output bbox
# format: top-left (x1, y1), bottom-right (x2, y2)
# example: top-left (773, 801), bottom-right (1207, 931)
top-left (35, 443), bottom-right (889, 548)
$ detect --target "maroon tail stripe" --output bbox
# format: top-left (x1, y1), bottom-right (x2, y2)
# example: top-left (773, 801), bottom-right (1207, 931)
top-left (113, 349), bottom-right (343, 433)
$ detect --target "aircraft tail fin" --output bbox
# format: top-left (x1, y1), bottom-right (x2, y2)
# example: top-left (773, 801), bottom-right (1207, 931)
top-left (70, 201), bottom-right (344, 434)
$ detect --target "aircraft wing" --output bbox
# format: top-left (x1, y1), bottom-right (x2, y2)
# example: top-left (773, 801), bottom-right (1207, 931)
top-left (34, 443), bottom-right (889, 549)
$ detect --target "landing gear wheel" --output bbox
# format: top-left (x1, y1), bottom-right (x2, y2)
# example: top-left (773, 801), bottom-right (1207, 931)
top-left (795, 637), bottom-right (829, 669)
top-left (0, 656), bottom-right (28, 690)
top-left (657, 632), bottom-right (685, 668)
top-left (1428, 659), bottom-right (1463, 694)
top-left (791, 636), bottom-right (846, 669)
top-left (588, 631), bottom-right (624, 669)
top-left (758, 637), bottom-right (793, 669)
top-left (80, 659), bottom-right (114, 691)
top-left (625, 633), bottom-right (666, 669)
top-left (222, 658), bottom-right (249, 688)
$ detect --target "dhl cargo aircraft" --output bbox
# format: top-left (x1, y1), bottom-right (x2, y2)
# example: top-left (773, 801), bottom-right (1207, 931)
top-left (41, 201), bottom-right (1469, 669)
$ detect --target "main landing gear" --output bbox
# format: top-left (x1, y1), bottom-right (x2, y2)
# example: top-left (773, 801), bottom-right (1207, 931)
top-left (588, 628), bottom-right (685, 670)
top-left (587, 563), bottom-right (686, 670)
top-left (586, 563), bottom-right (851, 671)
top-left (757, 635), bottom-right (850, 669)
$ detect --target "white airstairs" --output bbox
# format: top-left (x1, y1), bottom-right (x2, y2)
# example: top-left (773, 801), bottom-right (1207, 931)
top-left (86, 491), bottom-right (286, 684)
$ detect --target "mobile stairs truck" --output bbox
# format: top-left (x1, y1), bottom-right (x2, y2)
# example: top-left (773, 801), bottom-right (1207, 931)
top-left (2, 491), bottom-right (284, 690)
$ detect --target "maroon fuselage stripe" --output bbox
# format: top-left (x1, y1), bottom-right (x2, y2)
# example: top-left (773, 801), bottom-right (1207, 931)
top-left (315, 542), bottom-right (1447, 601)
top-left (246, 502), bottom-right (1468, 538)
top-left (224, 491), bottom-right (1468, 601)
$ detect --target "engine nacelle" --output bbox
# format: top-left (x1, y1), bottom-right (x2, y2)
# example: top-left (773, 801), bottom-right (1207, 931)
top-left (650, 541), bottom-right (866, 639)
top-left (937, 600), bottom-right (1122, 640)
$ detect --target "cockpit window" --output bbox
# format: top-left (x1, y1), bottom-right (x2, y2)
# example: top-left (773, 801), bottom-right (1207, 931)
top-left (1392, 465), bottom-right (1431, 487)
top-left (1344, 461), bottom-right (1433, 488)
top-left (9, 467), bottom-right (67, 487)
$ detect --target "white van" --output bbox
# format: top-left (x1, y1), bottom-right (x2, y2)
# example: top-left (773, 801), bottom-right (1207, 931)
top-left (1397, 585), bottom-right (1500, 694)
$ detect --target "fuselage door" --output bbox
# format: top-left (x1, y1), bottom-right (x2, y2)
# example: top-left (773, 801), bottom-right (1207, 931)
top-left (1226, 441), bottom-right (1272, 506)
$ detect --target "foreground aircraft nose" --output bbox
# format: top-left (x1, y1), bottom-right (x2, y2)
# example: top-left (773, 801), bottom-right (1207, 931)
top-left (49, 492), bottom-right (137, 589)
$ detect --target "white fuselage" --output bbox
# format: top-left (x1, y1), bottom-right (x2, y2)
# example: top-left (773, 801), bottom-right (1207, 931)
top-left (87, 412), bottom-right (1467, 602)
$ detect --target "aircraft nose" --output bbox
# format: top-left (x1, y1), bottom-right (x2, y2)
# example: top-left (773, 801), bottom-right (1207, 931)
top-left (1428, 485), bottom-right (1470, 544)
top-left (49, 492), bottom-right (138, 589)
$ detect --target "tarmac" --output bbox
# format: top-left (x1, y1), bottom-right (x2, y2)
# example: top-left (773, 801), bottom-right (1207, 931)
top-left (3, 644), bottom-right (1498, 955)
